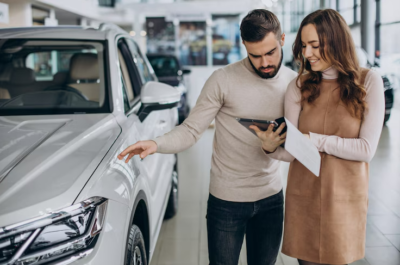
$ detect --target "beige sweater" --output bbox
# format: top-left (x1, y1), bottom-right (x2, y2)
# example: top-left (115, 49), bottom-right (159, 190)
top-left (154, 58), bottom-right (297, 202)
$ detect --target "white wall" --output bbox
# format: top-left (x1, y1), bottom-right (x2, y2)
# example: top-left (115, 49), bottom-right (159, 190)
top-left (0, 0), bottom-right (32, 28)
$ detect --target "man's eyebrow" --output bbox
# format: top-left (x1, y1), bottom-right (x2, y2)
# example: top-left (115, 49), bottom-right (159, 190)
top-left (249, 47), bottom-right (277, 57)
top-left (265, 47), bottom-right (277, 55)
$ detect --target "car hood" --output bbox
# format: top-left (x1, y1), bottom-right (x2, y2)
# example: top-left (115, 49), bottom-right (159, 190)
top-left (0, 114), bottom-right (121, 227)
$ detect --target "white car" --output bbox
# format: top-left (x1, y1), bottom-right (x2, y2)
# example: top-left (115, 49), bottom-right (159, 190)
top-left (0, 24), bottom-right (181, 265)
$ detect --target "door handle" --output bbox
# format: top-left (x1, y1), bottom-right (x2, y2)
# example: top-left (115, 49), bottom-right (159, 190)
top-left (158, 120), bottom-right (167, 129)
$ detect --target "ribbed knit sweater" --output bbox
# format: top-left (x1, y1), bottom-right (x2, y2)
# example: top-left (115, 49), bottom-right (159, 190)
top-left (154, 58), bottom-right (297, 202)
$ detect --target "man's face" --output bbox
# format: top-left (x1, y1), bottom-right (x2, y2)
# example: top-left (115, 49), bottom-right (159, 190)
top-left (243, 32), bottom-right (285, 79)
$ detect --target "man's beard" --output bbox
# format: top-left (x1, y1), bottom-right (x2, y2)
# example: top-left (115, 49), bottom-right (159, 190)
top-left (248, 50), bottom-right (283, 79)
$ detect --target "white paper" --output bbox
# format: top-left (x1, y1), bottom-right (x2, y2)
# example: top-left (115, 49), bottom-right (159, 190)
top-left (284, 118), bottom-right (321, 177)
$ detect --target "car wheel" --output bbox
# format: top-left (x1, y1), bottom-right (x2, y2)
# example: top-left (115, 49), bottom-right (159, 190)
top-left (384, 113), bottom-right (391, 124)
top-left (165, 162), bottom-right (179, 219)
top-left (126, 224), bottom-right (148, 265)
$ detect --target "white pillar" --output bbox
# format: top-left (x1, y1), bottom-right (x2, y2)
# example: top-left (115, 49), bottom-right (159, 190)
top-left (0, 0), bottom-right (32, 28)
top-left (206, 14), bottom-right (213, 67)
top-left (361, 0), bottom-right (376, 63)
top-left (44, 8), bottom-right (58, 26)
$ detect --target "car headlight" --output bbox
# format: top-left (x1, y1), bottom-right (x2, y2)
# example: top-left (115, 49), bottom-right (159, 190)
top-left (0, 197), bottom-right (107, 265)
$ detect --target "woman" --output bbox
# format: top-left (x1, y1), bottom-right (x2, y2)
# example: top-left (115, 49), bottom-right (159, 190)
top-left (251, 9), bottom-right (384, 265)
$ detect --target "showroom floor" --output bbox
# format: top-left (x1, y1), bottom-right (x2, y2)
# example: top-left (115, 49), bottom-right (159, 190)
top-left (150, 91), bottom-right (400, 265)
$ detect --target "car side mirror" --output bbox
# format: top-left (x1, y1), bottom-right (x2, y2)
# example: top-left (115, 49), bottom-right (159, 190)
top-left (182, 68), bottom-right (191, 75)
top-left (138, 81), bottom-right (181, 122)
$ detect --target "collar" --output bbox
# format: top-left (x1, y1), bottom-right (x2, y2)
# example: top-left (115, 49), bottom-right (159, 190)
top-left (322, 66), bottom-right (339, 79)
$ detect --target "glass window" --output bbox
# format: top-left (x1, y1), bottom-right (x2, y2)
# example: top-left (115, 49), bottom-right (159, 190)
top-left (117, 49), bottom-right (135, 103)
top-left (0, 39), bottom-right (108, 116)
top-left (119, 69), bottom-right (130, 114)
top-left (26, 49), bottom-right (93, 81)
top-left (180, 21), bottom-right (207, 66)
top-left (381, 0), bottom-right (400, 24)
top-left (211, 15), bottom-right (241, 66)
top-left (125, 39), bottom-right (155, 84)
top-left (146, 17), bottom-right (176, 55)
top-left (380, 23), bottom-right (400, 55)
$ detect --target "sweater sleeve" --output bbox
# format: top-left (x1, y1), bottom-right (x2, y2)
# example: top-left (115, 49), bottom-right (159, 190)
top-left (154, 69), bottom-right (226, 154)
top-left (266, 77), bottom-right (299, 162)
top-left (309, 70), bottom-right (385, 162)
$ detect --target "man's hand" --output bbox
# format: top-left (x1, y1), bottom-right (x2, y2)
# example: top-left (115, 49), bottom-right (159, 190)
top-left (249, 122), bottom-right (286, 153)
top-left (117, 140), bottom-right (158, 163)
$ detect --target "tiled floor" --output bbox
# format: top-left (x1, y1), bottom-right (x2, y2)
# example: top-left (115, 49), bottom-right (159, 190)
top-left (150, 91), bottom-right (400, 265)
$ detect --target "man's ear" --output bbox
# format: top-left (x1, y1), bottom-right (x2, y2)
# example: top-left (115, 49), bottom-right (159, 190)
top-left (280, 33), bottom-right (286, 47)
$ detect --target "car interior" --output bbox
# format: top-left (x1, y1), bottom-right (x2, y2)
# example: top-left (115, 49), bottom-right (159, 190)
top-left (0, 40), bottom-right (105, 110)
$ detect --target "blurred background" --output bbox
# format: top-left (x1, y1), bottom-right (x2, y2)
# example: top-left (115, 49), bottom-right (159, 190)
top-left (0, 0), bottom-right (399, 108)
top-left (0, 1), bottom-right (399, 264)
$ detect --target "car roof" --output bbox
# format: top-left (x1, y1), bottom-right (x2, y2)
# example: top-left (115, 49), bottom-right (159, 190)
top-left (0, 26), bottom-right (108, 40)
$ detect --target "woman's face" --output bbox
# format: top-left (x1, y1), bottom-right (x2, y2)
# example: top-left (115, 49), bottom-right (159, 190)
top-left (301, 24), bottom-right (331, 72)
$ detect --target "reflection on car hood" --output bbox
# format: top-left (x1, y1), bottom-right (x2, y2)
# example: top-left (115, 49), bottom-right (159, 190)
top-left (0, 114), bottom-right (121, 227)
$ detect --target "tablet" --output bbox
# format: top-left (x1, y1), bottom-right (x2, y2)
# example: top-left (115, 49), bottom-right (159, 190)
top-left (236, 118), bottom-right (278, 136)
top-left (236, 117), bottom-right (287, 147)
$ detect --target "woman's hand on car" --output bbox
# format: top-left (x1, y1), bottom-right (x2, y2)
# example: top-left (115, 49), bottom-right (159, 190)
top-left (118, 140), bottom-right (158, 163)
top-left (249, 123), bottom-right (286, 153)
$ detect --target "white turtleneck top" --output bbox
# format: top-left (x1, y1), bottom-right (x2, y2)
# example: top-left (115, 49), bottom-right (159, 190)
top-left (267, 66), bottom-right (385, 163)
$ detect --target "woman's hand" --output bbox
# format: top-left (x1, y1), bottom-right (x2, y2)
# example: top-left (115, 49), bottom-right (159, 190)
top-left (249, 123), bottom-right (286, 153)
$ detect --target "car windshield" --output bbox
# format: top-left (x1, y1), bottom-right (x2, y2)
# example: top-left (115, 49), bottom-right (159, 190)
top-left (147, 56), bottom-right (179, 77)
top-left (0, 39), bottom-right (109, 116)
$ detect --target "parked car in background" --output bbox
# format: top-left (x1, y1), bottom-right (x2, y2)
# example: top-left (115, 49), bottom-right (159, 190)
top-left (380, 53), bottom-right (400, 91)
top-left (147, 53), bottom-right (191, 124)
top-left (0, 24), bottom-right (180, 265)
top-left (356, 47), bottom-right (395, 123)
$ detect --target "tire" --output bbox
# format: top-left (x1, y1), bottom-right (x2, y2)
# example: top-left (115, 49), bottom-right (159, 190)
top-left (164, 162), bottom-right (179, 219)
top-left (126, 224), bottom-right (148, 265)
top-left (384, 113), bottom-right (391, 124)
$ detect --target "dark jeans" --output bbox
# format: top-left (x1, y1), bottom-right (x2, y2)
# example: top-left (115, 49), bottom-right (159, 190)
top-left (207, 190), bottom-right (284, 265)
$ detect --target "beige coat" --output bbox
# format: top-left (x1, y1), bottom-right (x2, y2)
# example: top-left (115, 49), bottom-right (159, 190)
top-left (282, 69), bottom-right (370, 264)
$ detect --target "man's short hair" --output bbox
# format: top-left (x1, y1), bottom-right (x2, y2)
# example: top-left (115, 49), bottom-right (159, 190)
top-left (240, 9), bottom-right (282, 42)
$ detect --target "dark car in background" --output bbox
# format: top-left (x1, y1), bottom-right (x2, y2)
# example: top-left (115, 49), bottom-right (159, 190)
top-left (356, 47), bottom-right (394, 123)
top-left (147, 54), bottom-right (191, 124)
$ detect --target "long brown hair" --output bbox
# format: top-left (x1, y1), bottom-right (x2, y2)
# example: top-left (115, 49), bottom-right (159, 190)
top-left (293, 9), bottom-right (367, 120)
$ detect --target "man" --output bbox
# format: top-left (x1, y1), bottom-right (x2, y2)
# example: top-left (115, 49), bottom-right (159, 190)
top-left (118, 9), bottom-right (297, 265)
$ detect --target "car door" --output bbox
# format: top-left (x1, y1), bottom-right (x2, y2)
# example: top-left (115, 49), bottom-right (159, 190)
top-left (116, 37), bottom-right (176, 235)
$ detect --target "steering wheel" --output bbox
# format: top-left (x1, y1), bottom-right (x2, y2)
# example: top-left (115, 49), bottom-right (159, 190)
top-left (44, 85), bottom-right (88, 101)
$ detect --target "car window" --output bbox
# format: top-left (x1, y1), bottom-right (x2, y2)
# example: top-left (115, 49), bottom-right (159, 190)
top-left (26, 50), bottom-right (86, 81)
top-left (119, 67), bottom-right (130, 114)
top-left (118, 49), bottom-right (135, 103)
top-left (125, 39), bottom-right (155, 84)
top-left (0, 39), bottom-right (109, 116)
